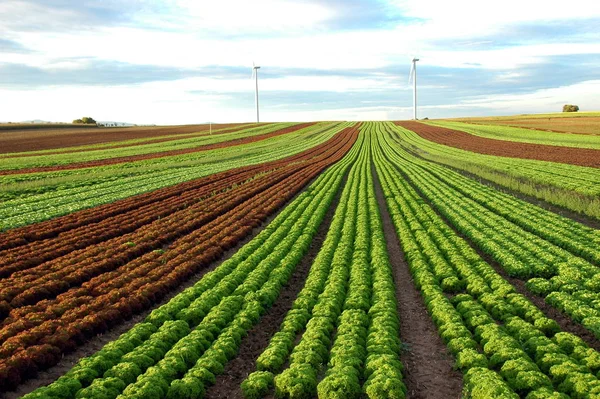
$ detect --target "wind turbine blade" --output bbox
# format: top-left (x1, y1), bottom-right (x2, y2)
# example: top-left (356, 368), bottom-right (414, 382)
top-left (408, 64), bottom-right (414, 85)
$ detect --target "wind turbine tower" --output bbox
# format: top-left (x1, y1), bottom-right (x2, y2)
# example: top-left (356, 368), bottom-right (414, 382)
top-left (409, 58), bottom-right (419, 120)
top-left (252, 63), bottom-right (261, 123)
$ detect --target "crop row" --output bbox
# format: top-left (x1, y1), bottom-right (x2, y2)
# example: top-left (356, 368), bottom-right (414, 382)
top-left (379, 123), bottom-right (600, 339)
top-left (18, 125), bottom-right (362, 399)
top-left (0, 125), bottom-right (359, 390)
top-left (0, 122), bottom-right (349, 231)
top-left (241, 133), bottom-right (405, 399)
top-left (370, 121), bottom-right (600, 398)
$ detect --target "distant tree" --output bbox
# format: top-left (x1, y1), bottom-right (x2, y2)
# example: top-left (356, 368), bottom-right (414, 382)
top-left (73, 117), bottom-right (97, 124)
top-left (562, 104), bottom-right (579, 112)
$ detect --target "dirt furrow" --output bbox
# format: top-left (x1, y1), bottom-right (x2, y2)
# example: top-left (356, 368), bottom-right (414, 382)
top-left (372, 162), bottom-right (463, 399)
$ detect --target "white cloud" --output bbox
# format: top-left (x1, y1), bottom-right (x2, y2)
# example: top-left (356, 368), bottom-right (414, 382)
top-left (167, 0), bottom-right (333, 33)
top-left (391, 0), bottom-right (600, 39)
top-left (1, 0), bottom-right (599, 122)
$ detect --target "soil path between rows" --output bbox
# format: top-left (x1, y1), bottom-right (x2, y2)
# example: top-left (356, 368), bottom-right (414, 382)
top-left (0, 171), bottom-right (321, 399)
top-left (204, 167), bottom-right (349, 399)
top-left (397, 121), bottom-right (600, 168)
top-left (372, 162), bottom-right (463, 399)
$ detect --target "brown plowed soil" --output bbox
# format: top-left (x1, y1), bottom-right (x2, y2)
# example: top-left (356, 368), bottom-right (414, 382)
top-left (0, 124), bottom-right (248, 153)
top-left (372, 163), bottom-right (463, 399)
top-left (396, 121), bottom-right (600, 168)
top-left (0, 123), bottom-right (315, 175)
top-left (204, 167), bottom-right (347, 399)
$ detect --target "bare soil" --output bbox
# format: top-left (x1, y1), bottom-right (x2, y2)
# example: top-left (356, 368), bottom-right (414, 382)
top-left (397, 121), bottom-right (600, 168)
top-left (372, 163), bottom-right (463, 399)
top-left (204, 167), bottom-right (347, 399)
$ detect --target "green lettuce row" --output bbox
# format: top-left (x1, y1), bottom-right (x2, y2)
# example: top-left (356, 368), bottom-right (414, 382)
top-left (273, 143), bottom-right (365, 399)
top-left (361, 134), bottom-right (405, 399)
top-left (371, 121), bottom-right (600, 398)
top-left (21, 134), bottom-right (361, 399)
top-left (318, 147), bottom-right (373, 399)
top-left (251, 133), bottom-right (404, 399)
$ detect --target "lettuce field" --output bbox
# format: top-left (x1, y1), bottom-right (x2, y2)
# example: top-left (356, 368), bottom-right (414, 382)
top-left (1, 118), bottom-right (600, 399)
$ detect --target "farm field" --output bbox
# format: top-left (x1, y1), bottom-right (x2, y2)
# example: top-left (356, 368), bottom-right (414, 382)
top-left (1, 118), bottom-right (600, 399)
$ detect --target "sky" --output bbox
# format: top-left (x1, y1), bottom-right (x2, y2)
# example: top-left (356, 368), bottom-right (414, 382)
top-left (1, 0), bottom-right (600, 124)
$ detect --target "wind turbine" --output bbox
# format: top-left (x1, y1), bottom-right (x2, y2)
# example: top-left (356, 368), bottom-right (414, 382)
top-left (252, 62), bottom-right (261, 123)
top-left (409, 57), bottom-right (419, 120)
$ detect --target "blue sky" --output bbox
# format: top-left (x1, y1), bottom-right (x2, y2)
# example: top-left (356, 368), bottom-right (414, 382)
top-left (1, 0), bottom-right (600, 124)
